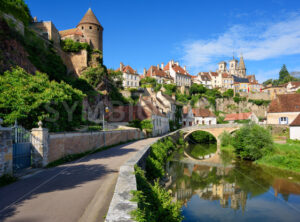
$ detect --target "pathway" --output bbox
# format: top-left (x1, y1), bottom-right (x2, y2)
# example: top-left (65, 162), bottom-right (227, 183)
top-left (0, 138), bottom-right (157, 222)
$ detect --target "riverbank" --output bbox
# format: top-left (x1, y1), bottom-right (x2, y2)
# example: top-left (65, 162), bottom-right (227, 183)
top-left (220, 141), bottom-right (300, 174)
top-left (256, 141), bottom-right (300, 173)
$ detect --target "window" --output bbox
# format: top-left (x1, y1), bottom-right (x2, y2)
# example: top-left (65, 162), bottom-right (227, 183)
top-left (89, 26), bottom-right (92, 29)
top-left (279, 117), bottom-right (288, 124)
top-left (97, 27), bottom-right (99, 31)
top-left (82, 26), bottom-right (84, 30)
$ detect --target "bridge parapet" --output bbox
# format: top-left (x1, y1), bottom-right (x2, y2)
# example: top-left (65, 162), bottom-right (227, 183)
top-left (181, 124), bottom-right (243, 132)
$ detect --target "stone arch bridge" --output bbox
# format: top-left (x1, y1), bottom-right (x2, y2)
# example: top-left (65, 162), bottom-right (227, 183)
top-left (181, 124), bottom-right (243, 144)
top-left (180, 124), bottom-right (243, 163)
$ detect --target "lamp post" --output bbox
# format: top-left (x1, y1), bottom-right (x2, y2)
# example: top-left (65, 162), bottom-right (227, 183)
top-left (103, 106), bottom-right (109, 131)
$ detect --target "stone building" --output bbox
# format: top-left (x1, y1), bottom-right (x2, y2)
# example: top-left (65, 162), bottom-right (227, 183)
top-left (164, 60), bottom-right (192, 87)
top-left (143, 65), bottom-right (173, 84)
top-left (192, 72), bottom-right (212, 89)
top-left (290, 114), bottom-right (300, 140)
top-left (116, 62), bottom-right (140, 88)
top-left (59, 8), bottom-right (103, 51)
top-left (192, 108), bottom-right (216, 125)
top-left (267, 94), bottom-right (300, 125)
top-left (220, 55), bottom-right (246, 78)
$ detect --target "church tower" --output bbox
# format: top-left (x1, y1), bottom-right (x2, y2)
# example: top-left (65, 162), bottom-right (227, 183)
top-left (229, 57), bottom-right (238, 75)
top-left (238, 55), bottom-right (246, 77)
top-left (77, 8), bottom-right (103, 52)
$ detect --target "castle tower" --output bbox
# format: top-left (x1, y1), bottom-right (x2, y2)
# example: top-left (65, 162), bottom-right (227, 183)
top-left (238, 55), bottom-right (246, 77)
top-left (77, 8), bottom-right (103, 52)
top-left (229, 57), bottom-right (238, 75)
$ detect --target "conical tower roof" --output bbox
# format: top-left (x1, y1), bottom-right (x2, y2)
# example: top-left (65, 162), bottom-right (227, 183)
top-left (77, 8), bottom-right (102, 27)
top-left (238, 55), bottom-right (246, 69)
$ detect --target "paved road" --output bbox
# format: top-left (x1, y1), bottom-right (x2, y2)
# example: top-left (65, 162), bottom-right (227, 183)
top-left (0, 138), bottom-right (157, 222)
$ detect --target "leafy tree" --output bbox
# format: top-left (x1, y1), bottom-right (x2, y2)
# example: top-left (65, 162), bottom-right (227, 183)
top-left (154, 83), bottom-right (162, 92)
top-left (189, 131), bottom-right (216, 144)
top-left (80, 65), bottom-right (107, 88)
top-left (232, 124), bottom-right (274, 160)
top-left (262, 79), bottom-right (273, 86)
top-left (0, 67), bottom-right (85, 131)
top-left (141, 119), bottom-right (153, 133)
top-left (175, 93), bottom-right (189, 104)
top-left (297, 89), bottom-right (300, 94)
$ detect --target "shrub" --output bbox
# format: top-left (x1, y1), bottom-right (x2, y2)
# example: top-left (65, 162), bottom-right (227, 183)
top-left (248, 99), bottom-right (271, 106)
top-left (232, 124), bottom-right (274, 160)
top-left (146, 157), bottom-right (165, 180)
top-left (219, 131), bottom-right (232, 147)
top-left (60, 39), bottom-right (90, 53)
top-left (141, 119), bottom-right (153, 133)
top-left (223, 89), bottom-right (234, 98)
top-left (189, 131), bottom-right (216, 144)
top-left (132, 166), bottom-right (183, 222)
top-left (163, 84), bottom-right (177, 96)
top-left (1, 0), bottom-right (32, 25)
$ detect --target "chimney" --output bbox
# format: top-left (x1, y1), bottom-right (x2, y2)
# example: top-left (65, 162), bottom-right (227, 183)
top-left (176, 61), bottom-right (179, 66)
top-left (33, 16), bottom-right (38, 22)
top-left (134, 69), bottom-right (137, 74)
top-left (171, 60), bottom-right (174, 65)
top-left (120, 62), bottom-right (124, 71)
top-left (184, 65), bottom-right (186, 71)
top-left (172, 93), bottom-right (176, 100)
top-left (150, 66), bottom-right (153, 76)
top-left (157, 64), bottom-right (160, 69)
top-left (161, 63), bottom-right (164, 69)
top-left (143, 68), bottom-right (146, 75)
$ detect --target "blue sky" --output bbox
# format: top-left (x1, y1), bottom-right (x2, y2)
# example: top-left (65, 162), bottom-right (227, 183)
top-left (25, 0), bottom-right (300, 82)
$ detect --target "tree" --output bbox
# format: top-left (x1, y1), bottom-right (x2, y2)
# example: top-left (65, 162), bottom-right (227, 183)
top-left (0, 67), bottom-right (85, 131)
top-left (80, 64), bottom-right (107, 88)
top-left (232, 124), bottom-right (274, 160)
top-left (262, 79), bottom-right (273, 86)
top-left (279, 64), bottom-right (290, 83)
top-left (163, 84), bottom-right (177, 96)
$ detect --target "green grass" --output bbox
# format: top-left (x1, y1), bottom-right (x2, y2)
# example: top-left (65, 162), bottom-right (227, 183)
top-left (0, 174), bottom-right (17, 187)
top-left (256, 142), bottom-right (300, 173)
top-left (46, 139), bottom-right (138, 168)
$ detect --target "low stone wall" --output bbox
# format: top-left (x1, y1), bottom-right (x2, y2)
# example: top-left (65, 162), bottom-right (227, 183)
top-left (48, 129), bottom-right (142, 163)
top-left (0, 127), bottom-right (13, 176)
top-left (105, 131), bottom-right (179, 222)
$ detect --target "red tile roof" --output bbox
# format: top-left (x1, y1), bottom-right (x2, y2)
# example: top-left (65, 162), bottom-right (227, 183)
top-left (288, 81), bottom-right (300, 89)
top-left (222, 73), bottom-right (230, 78)
top-left (116, 65), bottom-right (137, 74)
top-left (290, 114), bottom-right (300, 126)
top-left (268, 94), bottom-right (300, 113)
top-left (210, 72), bottom-right (219, 77)
top-left (164, 62), bottom-right (191, 77)
top-left (224, 112), bottom-right (252, 121)
top-left (59, 28), bottom-right (83, 37)
top-left (200, 72), bottom-right (212, 81)
top-left (192, 108), bottom-right (215, 117)
top-left (146, 66), bottom-right (171, 78)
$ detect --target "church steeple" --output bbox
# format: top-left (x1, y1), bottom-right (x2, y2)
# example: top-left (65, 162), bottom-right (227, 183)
top-left (238, 54), bottom-right (246, 77)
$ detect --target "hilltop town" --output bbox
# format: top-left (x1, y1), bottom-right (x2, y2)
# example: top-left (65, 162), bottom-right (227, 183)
top-left (1, 2), bottom-right (300, 222)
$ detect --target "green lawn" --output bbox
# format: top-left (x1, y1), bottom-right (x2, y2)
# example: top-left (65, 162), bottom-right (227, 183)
top-left (256, 141), bottom-right (300, 173)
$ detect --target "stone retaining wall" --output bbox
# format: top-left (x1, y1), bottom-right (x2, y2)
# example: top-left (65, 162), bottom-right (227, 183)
top-left (105, 131), bottom-right (179, 222)
top-left (48, 129), bottom-right (142, 163)
top-left (0, 127), bottom-right (13, 176)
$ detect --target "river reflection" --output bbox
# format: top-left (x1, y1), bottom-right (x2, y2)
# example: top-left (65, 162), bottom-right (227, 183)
top-left (166, 152), bottom-right (300, 221)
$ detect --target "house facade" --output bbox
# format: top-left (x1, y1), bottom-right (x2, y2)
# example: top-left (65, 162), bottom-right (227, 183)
top-left (144, 65), bottom-right (173, 84)
top-left (286, 81), bottom-right (300, 93)
top-left (290, 114), bottom-right (300, 140)
top-left (224, 112), bottom-right (258, 123)
top-left (182, 106), bottom-right (194, 127)
top-left (262, 85), bottom-right (286, 100)
top-left (117, 62), bottom-right (140, 88)
top-left (192, 108), bottom-right (216, 125)
top-left (164, 60), bottom-right (192, 87)
top-left (267, 94), bottom-right (300, 125)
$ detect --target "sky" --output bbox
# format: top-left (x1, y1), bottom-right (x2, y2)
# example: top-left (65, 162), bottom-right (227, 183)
top-left (25, 0), bottom-right (300, 83)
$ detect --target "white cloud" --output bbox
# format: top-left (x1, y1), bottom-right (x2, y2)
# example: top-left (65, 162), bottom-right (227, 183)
top-left (181, 13), bottom-right (300, 74)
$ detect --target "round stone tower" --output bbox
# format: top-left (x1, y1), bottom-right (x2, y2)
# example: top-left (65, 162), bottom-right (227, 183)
top-left (77, 8), bottom-right (103, 52)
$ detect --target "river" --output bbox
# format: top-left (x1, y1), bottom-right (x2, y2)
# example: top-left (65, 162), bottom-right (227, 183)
top-left (166, 144), bottom-right (300, 222)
